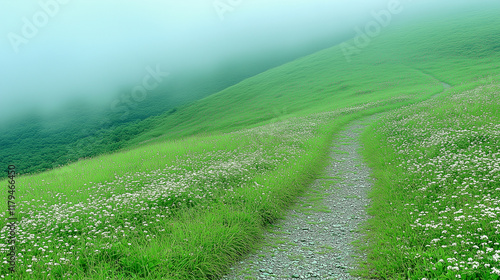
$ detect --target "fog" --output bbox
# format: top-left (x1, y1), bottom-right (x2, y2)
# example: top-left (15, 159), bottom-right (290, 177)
top-left (0, 0), bottom-right (494, 122)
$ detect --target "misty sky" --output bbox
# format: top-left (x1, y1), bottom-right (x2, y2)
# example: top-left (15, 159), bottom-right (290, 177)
top-left (0, 0), bottom-right (481, 121)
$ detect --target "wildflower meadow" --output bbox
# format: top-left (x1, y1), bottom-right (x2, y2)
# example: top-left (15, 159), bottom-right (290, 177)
top-left (361, 77), bottom-right (500, 279)
top-left (0, 99), bottom-right (407, 279)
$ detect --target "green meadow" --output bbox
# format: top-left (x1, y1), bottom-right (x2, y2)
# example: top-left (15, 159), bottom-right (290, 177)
top-left (361, 75), bottom-right (500, 279)
top-left (1, 4), bottom-right (500, 280)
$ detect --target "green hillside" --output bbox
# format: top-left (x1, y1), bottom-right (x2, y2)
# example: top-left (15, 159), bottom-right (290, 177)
top-left (1, 3), bottom-right (500, 279)
top-left (124, 6), bottom-right (500, 149)
top-left (0, 37), bottom-right (345, 179)
top-left (361, 75), bottom-right (500, 279)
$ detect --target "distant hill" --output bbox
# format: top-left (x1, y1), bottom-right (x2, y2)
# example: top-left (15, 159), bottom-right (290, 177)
top-left (0, 34), bottom-right (349, 178)
top-left (124, 5), bottom-right (500, 149)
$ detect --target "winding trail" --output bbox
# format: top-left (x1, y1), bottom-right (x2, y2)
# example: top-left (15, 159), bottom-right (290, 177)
top-left (221, 80), bottom-right (452, 280)
top-left (222, 116), bottom-right (378, 280)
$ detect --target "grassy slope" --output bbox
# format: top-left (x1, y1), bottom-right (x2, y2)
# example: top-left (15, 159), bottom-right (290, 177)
top-left (0, 34), bottom-right (347, 180)
top-left (125, 49), bottom-right (437, 148)
top-left (360, 75), bottom-right (500, 279)
top-left (1, 4), bottom-right (500, 279)
top-left (124, 5), bottom-right (500, 150)
top-left (370, 7), bottom-right (500, 85)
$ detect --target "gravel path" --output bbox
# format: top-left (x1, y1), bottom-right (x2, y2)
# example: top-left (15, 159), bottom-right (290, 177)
top-left (221, 116), bottom-right (379, 280)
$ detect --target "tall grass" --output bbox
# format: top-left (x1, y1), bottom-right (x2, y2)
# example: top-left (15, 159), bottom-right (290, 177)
top-left (0, 99), bottom-right (415, 279)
